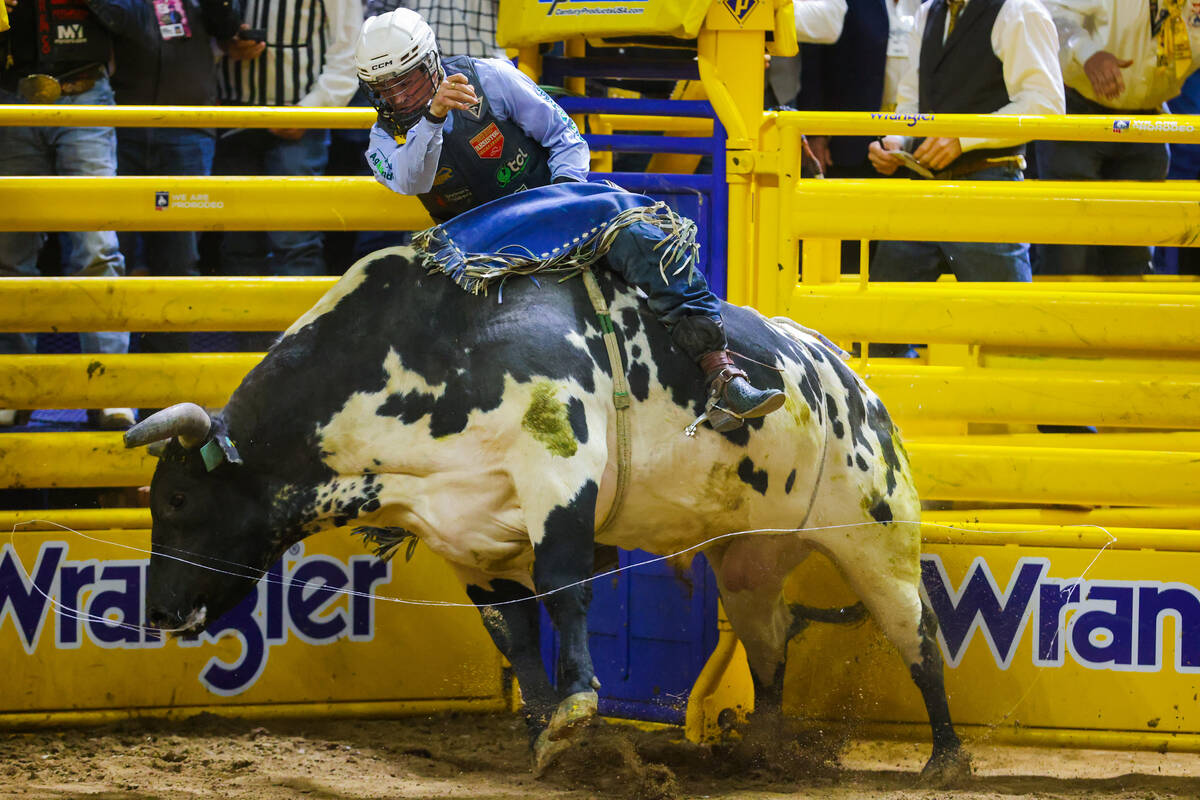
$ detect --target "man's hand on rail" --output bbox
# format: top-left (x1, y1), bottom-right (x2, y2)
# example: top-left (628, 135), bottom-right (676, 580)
top-left (1084, 51), bottom-right (1132, 101)
top-left (4, 0), bottom-right (16, 11)
top-left (221, 24), bottom-right (267, 62)
top-left (912, 136), bottom-right (962, 171)
top-left (868, 135), bottom-right (905, 175)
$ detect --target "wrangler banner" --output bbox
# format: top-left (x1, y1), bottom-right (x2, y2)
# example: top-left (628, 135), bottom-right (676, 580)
top-left (783, 542), bottom-right (1200, 740)
top-left (496, 0), bottom-right (713, 47)
top-left (0, 527), bottom-right (503, 722)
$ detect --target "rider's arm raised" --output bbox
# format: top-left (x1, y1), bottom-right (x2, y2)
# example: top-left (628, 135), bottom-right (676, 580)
top-left (364, 117), bottom-right (444, 195)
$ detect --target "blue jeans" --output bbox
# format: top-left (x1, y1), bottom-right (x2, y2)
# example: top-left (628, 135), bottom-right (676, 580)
top-left (214, 128), bottom-right (330, 276)
top-left (871, 166), bottom-right (1031, 284)
top-left (0, 77), bottom-right (127, 356)
top-left (1035, 92), bottom-right (1169, 275)
top-left (1036, 138), bottom-right (1168, 274)
top-left (605, 221), bottom-right (723, 328)
top-left (117, 127), bottom-right (216, 277)
top-left (869, 165), bottom-right (1029, 356)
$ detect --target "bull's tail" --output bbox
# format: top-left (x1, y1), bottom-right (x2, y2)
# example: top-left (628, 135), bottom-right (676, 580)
top-left (789, 601), bottom-right (868, 625)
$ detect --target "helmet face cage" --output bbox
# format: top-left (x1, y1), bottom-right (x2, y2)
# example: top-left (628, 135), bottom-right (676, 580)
top-left (364, 51), bottom-right (443, 135)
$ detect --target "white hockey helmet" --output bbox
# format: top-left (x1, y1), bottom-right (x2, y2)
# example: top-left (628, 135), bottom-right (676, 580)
top-left (355, 9), bottom-right (443, 132)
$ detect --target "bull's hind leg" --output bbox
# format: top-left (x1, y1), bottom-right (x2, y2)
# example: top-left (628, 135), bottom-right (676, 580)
top-left (822, 521), bottom-right (971, 784)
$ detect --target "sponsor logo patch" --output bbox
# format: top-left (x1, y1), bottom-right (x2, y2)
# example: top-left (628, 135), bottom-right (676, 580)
top-left (495, 148), bottom-right (529, 187)
top-left (1113, 119), bottom-right (1130, 133)
top-left (368, 152), bottom-right (394, 182)
top-left (155, 191), bottom-right (169, 210)
top-left (470, 123), bottom-right (504, 159)
top-left (433, 166), bottom-right (454, 186)
top-left (722, 0), bottom-right (759, 24)
top-left (460, 99), bottom-right (483, 120)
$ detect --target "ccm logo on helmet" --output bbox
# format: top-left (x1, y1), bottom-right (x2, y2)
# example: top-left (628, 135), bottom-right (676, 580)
top-left (371, 60), bottom-right (393, 70)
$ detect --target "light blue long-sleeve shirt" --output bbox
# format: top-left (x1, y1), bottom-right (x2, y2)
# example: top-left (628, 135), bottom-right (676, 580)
top-left (365, 57), bottom-right (590, 195)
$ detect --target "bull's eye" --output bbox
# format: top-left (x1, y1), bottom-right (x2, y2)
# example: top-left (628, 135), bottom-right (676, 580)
top-left (169, 492), bottom-right (186, 509)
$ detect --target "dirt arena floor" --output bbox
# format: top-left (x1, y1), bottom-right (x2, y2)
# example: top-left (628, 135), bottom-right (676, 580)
top-left (4, 711), bottom-right (1200, 800)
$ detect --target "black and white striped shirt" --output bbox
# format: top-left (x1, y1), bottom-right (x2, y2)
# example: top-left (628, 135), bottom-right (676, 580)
top-left (216, 0), bottom-right (363, 106)
top-left (363, 0), bottom-right (502, 59)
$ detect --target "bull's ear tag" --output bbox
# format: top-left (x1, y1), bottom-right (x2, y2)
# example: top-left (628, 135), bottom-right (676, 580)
top-left (200, 434), bottom-right (243, 471)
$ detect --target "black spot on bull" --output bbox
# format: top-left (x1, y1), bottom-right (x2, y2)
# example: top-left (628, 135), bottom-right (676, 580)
top-left (627, 362), bottom-right (650, 401)
top-left (737, 456), bottom-right (768, 495)
top-left (868, 495), bottom-right (893, 523)
top-left (785, 469), bottom-right (796, 494)
top-left (566, 396), bottom-right (589, 445)
top-left (826, 394), bottom-right (844, 439)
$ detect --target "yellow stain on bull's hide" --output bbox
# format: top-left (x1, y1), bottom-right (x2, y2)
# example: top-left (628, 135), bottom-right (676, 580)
top-left (704, 462), bottom-right (747, 512)
top-left (522, 382), bottom-right (577, 458)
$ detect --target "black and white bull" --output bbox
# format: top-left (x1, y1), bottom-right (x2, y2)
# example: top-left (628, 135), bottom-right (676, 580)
top-left (127, 246), bottom-right (969, 780)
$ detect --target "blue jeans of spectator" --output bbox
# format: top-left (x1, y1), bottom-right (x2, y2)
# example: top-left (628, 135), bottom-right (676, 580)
top-left (214, 128), bottom-right (330, 276)
top-left (1035, 92), bottom-right (1169, 275)
top-left (0, 77), bottom-right (127, 356)
top-left (605, 221), bottom-right (723, 327)
top-left (117, 127), bottom-right (216, 277)
top-left (869, 165), bottom-right (1030, 356)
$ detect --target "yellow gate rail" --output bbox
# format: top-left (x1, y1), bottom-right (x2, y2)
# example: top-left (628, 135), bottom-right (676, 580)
top-left (867, 364), bottom-right (1200, 428)
top-left (784, 178), bottom-right (1200, 246)
top-left (0, 353), bottom-right (258, 408)
top-left (773, 110), bottom-right (1200, 144)
top-left (5, 432), bottom-right (1197, 506)
top-left (0, 276), bottom-right (333, 330)
top-left (791, 285), bottom-right (1200, 351)
top-left (0, 177), bottom-right (431, 232)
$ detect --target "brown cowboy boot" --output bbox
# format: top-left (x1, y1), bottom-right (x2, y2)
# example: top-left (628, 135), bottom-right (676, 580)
top-left (671, 316), bottom-right (785, 432)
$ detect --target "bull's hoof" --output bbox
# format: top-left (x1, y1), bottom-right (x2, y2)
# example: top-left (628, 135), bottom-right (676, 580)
top-left (919, 746), bottom-right (972, 787)
top-left (531, 690), bottom-right (598, 777)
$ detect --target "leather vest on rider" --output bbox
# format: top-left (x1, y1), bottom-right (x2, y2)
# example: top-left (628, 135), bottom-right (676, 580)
top-left (418, 55), bottom-right (553, 224)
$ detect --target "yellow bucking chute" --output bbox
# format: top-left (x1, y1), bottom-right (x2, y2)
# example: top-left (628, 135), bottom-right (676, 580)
top-left (497, 0), bottom-right (712, 46)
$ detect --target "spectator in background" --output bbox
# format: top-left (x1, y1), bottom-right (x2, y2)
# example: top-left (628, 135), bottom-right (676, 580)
top-left (766, 0), bottom-right (849, 108)
top-left (866, 0), bottom-right (1064, 328)
top-left (324, 0), bottom-right (500, 272)
top-left (106, 0), bottom-right (252, 355)
top-left (1038, 0), bottom-right (1200, 275)
top-left (0, 0), bottom-right (144, 429)
top-left (367, 0), bottom-right (501, 58)
top-left (796, 0), bottom-right (921, 270)
top-left (212, 0), bottom-right (362, 277)
top-left (1156, 70), bottom-right (1200, 275)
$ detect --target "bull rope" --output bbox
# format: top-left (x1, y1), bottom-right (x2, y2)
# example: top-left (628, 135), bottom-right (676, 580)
top-left (578, 267), bottom-right (632, 533)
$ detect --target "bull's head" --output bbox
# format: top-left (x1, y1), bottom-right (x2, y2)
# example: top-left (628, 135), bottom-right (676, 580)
top-left (125, 404), bottom-right (281, 636)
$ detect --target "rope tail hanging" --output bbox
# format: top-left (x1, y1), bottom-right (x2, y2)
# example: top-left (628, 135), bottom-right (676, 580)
top-left (412, 182), bottom-right (700, 296)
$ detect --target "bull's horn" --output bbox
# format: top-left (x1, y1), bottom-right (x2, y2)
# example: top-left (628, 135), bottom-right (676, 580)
top-left (123, 403), bottom-right (212, 450)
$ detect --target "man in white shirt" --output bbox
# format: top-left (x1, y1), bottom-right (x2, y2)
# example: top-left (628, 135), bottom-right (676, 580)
top-left (1038, 0), bottom-right (1200, 274)
top-left (767, 0), bottom-right (850, 106)
top-left (863, 0), bottom-right (1063, 354)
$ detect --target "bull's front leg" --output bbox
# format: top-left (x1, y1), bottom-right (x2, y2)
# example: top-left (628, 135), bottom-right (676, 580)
top-left (530, 480), bottom-right (601, 774)
top-left (463, 578), bottom-right (558, 740)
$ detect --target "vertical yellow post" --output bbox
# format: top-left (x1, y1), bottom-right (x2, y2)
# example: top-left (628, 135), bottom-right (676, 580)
top-left (698, 25), bottom-right (764, 308)
top-left (515, 46), bottom-right (541, 82)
